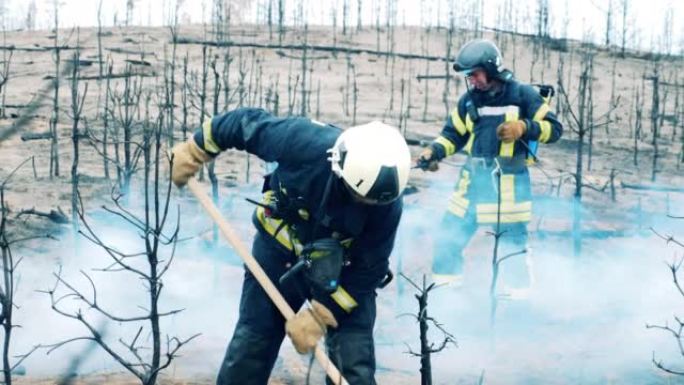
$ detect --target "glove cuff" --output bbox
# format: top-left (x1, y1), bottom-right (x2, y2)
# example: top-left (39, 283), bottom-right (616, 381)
top-left (188, 137), bottom-right (213, 163)
top-left (429, 142), bottom-right (446, 160)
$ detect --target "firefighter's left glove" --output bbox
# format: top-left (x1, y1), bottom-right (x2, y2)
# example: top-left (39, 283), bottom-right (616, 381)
top-left (286, 300), bottom-right (338, 354)
top-left (496, 120), bottom-right (526, 143)
top-left (170, 137), bottom-right (213, 187)
top-left (417, 147), bottom-right (439, 172)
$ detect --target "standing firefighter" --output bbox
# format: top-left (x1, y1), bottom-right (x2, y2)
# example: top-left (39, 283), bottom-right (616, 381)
top-left (171, 108), bottom-right (411, 385)
top-left (418, 39), bottom-right (562, 296)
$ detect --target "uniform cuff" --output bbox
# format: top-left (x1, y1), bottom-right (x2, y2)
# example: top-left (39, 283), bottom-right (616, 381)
top-left (430, 142), bottom-right (447, 160)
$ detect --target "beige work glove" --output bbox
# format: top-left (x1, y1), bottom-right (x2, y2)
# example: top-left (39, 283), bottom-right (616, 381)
top-left (286, 300), bottom-right (338, 354)
top-left (170, 137), bottom-right (213, 187)
top-left (417, 147), bottom-right (439, 172)
top-left (496, 120), bottom-right (527, 143)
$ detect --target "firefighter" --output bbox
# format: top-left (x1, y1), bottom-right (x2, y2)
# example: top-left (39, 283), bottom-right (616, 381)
top-left (171, 107), bottom-right (411, 385)
top-left (418, 39), bottom-right (563, 296)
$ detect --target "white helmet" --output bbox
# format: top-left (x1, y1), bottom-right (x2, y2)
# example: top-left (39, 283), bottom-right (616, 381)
top-left (328, 121), bottom-right (411, 205)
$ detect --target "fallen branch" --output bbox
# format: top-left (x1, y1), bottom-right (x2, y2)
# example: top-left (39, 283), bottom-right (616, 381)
top-left (621, 181), bottom-right (684, 193)
top-left (173, 37), bottom-right (452, 63)
top-left (105, 47), bottom-right (155, 56)
top-left (16, 208), bottom-right (69, 224)
top-left (20, 132), bottom-right (53, 141)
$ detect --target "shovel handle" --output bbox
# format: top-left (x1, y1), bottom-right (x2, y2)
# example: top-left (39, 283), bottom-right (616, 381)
top-left (186, 179), bottom-right (348, 385)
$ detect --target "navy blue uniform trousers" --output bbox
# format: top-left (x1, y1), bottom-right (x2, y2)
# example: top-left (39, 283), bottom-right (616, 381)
top-left (216, 232), bottom-right (377, 385)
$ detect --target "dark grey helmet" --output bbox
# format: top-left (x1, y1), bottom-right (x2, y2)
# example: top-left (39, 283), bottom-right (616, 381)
top-left (453, 39), bottom-right (509, 80)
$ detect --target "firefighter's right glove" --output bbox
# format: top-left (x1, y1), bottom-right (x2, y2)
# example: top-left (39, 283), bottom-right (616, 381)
top-left (286, 300), bottom-right (338, 354)
top-left (417, 147), bottom-right (439, 172)
top-left (170, 137), bottom-right (213, 187)
top-left (497, 120), bottom-right (526, 143)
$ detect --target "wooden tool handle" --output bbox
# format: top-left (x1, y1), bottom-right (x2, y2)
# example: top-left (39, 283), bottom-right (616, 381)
top-left (186, 179), bottom-right (348, 385)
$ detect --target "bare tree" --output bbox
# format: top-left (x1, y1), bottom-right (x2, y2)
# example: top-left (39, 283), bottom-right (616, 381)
top-left (181, 52), bottom-right (189, 140)
top-left (356, 0), bottom-right (363, 31)
top-left (488, 164), bottom-right (527, 325)
top-left (102, 60), bottom-right (113, 180)
top-left (647, 227), bottom-right (684, 377)
top-left (25, 0), bottom-right (37, 31)
top-left (619, 0), bottom-right (630, 57)
top-left (536, 0), bottom-right (550, 40)
top-left (649, 64), bottom-right (661, 181)
top-left (111, 65), bottom-right (145, 195)
top-left (400, 274), bottom-right (456, 385)
top-left (68, 45), bottom-right (89, 234)
top-left (197, 45), bottom-right (210, 182)
top-left (558, 50), bottom-right (594, 256)
top-left (662, 5), bottom-right (674, 56)
top-left (96, 0), bottom-right (104, 81)
top-left (49, 0), bottom-right (61, 178)
top-left (207, 54), bottom-right (221, 244)
top-left (605, 0), bottom-right (613, 46)
top-left (342, 0), bottom-right (349, 35)
top-left (267, 0), bottom-right (274, 40)
top-left (300, 25), bottom-right (308, 116)
top-left (633, 85), bottom-right (643, 166)
top-left (126, 0), bottom-right (138, 27)
top-left (44, 113), bottom-right (199, 385)
top-left (166, 21), bottom-right (180, 147)
top-left (278, 0), bottom-right (285, 44)
top-left (0, 160), bottom-right (45, 385)
top-left (0, 48), bottom-right (12, 119)
top-left (442, 15), bottom-right (454, 116)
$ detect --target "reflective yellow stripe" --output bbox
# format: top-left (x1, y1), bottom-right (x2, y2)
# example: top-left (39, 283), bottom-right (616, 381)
top-left (500, 174), bottom-right (515, 202)
top-left (464, 114), bottom-right (474, 155)
top-left (465, 114), bottom-right (474, 133)
top-left (499, 142), bottom-right (514, 157)
top-left (457, 170), bottom-right (471, 193)
top-left (499, 110), bottom-right (519, 157)
top-left (435, 136), bottom-right (456, 156)
top-left (464, 135), bottom-right (474, 155)
top-left (330, 286), bottom-right (358, 313)
top-left (532, 104), bottom-right (552, 143)
top-left (533, 104), bottom-right (550, 121)
top-left (254, 191), bottom-right (303, 255)
top-left (475, 200), bottom-right (532, 223)
top-left (506, 110), bottom-right (520, 122)
top-left (476, 201), bottom-right (532, 214)
top-left (539, 121), bottom-right (552, 143)
top-left (448, 194), bottom-right (469, 217)
top-left (476, 212), bottom-right (532, 223)
top-left (447, 170), bottom-right (470, 217)
top-left (432, 274), bottom-right (462, 285)
top-left (202, 119), bottom-right (220, 153)
top-left (450, 108), bottom-right (467, 136)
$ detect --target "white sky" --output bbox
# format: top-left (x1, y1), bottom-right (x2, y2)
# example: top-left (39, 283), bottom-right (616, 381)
top-left (3, 0), bottom-right (683, 53)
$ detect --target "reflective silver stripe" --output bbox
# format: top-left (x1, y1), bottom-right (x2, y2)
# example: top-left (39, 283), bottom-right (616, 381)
top-left (477, 105), bottom-right (520, 117)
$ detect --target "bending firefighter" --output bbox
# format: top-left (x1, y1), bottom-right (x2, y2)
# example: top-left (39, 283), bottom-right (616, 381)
top-left (172, 108), bottom-right (411, 385)
top-left (418, 39), bottom-right (563, 296)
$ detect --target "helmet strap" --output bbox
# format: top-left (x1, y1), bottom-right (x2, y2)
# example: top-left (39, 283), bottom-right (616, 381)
top-left (310, 172), bottom-right (335, 240)
top-left (327, 147), bottom-right (343, 177)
